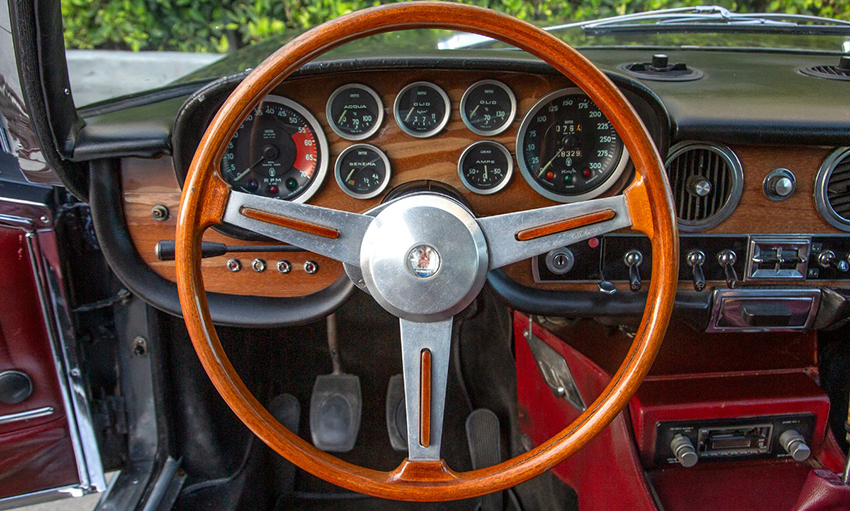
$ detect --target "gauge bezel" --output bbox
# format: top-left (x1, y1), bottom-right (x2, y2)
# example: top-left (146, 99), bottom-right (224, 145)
top-left (516, 87), bottom-right (630, 203)
top-left (326, 84), bottom-right (384, 141)
top-left (222, 95), bottom-right (329, 204)
top-left (334, 143), bottom-right (392, 199)
top-left (459, 80), bottom-right (517, 136)
top-left (393, 81), bottom-right (451, 138)
top-left (457, 141), bottom-right (513, 195)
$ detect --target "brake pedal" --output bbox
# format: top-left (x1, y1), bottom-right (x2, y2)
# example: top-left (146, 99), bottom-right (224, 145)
top-left (466, 409), bottom-right (503, 511)
top-left (385, 374), bottom-right (407, 452)
top-left (309, 314), bottom-right (362, 452)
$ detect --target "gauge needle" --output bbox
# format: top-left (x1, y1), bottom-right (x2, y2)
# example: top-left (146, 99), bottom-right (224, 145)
top-left (345, 168), bottom-right (357, 182)
top-left (484, 164), bottom-right (488, 181)
top-left (469, 105), bottom-right (480, 118)
top-left (233, 156), bottom-right (265, 181)
top-left (338, 109), bottom-right (348, 124)
top-left (538, 149), bottom-right (563, 177)
top-left (404, 108), bottom-right (414, 123)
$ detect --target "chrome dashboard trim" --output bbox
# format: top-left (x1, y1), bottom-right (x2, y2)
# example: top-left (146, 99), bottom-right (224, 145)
top-left (707, 288), bottom-right (820, 333)
top-left (814, 146), bottom-right (850, 232)
top-left (666, 141), bottom-right (744, 232)
top-left (515, 87), bottom-right (630, 203)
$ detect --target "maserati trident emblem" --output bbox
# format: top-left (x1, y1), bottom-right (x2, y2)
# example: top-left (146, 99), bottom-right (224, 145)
top-left (407, 245), bottom-right (441, 278)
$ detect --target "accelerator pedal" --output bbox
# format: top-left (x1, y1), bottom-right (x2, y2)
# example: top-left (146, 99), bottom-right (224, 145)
top-left (466, 409), bottom-right (503, 511)
top-left (269, 393), bottom-right (300, 491)
top-left (385, 374), bottom-right (407, 452)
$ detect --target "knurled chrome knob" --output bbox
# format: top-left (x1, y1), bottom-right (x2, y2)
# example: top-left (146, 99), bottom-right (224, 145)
top-left (670, 434), bottom-right (698, 468)
top-left (779, 430), bottom-right (811, 462)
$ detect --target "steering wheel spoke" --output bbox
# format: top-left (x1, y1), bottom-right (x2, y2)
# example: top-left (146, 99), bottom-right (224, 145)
top-left (221, 190), bottom-right (373, 266)
top-left (478, 195), bottom-right (633, 269)
top-left (398, 318), bottom-right (453, 462)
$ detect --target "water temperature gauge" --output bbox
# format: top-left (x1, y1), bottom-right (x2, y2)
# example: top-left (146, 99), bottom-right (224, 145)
top-left (334, 144), bottom-right (392, 199)
top-left (458, 141), bottom-right (513, 195)
top-left (326, 84), bottom-right (384, 140)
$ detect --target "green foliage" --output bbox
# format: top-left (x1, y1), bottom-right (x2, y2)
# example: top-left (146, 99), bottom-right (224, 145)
top-left (61, 0), bottom-right (850, 53)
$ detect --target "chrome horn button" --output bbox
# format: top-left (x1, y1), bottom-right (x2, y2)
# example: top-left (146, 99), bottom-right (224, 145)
top-left (359, 195), bottom-right (488, 322)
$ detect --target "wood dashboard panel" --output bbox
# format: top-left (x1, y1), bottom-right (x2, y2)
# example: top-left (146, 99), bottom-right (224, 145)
top-left (123, 69), bottom-right (845, 298)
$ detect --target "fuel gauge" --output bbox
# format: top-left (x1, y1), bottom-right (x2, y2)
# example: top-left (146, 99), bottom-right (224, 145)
top-left (458, 141), bottom-right (513, 195)
top-left (334, 144), bottom-right (392, 199)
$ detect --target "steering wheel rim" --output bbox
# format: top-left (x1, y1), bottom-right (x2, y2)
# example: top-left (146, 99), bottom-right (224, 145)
top-left (176, 2), bottom-right (678, 501)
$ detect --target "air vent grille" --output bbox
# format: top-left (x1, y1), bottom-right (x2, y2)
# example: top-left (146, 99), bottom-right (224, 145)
top-left (816, 148), bottom-right (850, 231)
top-left (800, 65), bottom-right (850, 81)
top-left (665, 143), bottom-right (743, 231)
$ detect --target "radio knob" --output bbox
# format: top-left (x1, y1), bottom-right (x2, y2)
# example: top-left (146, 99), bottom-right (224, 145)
top-left (670, 434), bottom-right (698, 468)
top-left (779, 430), bottom-right (811, 462)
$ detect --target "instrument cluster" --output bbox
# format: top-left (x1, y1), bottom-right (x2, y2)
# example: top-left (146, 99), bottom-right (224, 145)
top-left (220, 80), bottom-right (628, 203)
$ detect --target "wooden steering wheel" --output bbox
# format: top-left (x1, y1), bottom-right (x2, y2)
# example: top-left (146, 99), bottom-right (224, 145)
top-left (176, 2), bottom-right (678, 502)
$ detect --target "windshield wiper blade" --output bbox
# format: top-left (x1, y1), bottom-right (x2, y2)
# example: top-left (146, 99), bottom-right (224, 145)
top-left (573, 5), bottom-right (850, 36)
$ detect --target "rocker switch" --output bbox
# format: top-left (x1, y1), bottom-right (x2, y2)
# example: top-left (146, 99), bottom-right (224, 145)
top-left (686, 250), bottom-right (706, 292)
top-left (624, 250), bottom-right (643, 293)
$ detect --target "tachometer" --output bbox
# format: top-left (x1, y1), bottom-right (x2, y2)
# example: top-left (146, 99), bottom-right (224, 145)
top-left (221, 96), bottom-right (328, 202)
top-left (516, 88), bottom-right (628, 203)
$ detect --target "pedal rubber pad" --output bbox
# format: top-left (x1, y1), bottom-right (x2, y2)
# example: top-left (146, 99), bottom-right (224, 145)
top-left (309, 374), bottom-right (361, 452)
top-left (466, 408), bottom-right (503, 511)
top-left (268, 393), bottom-right (300, 491)
top-left (385, 374), bottom-right (407, 452)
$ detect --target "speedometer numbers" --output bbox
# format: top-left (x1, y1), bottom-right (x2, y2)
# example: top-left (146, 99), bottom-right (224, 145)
top-left (458, 141), bottom-right (513, 195)
top-left (221, 96), bottom-right (328, 202)
top-left (516, 88), bottom-right (629, 203)
top-left (394, 82), bottom-right (451, 138)
top-left (460, 80), bottom-right (516, 136)
top-left (326, 84), bottom-right (383, 140)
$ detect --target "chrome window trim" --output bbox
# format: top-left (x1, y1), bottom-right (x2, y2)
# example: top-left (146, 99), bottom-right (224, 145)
top-left (665, 141), bottom-right (744, 232)
top-left (814, 146), bottom-right (850, 232)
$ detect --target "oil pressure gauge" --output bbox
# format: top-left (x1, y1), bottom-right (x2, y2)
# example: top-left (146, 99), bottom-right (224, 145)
top-left (458, 141), bottom-right (513, 195)
top-left (460, 80), bottom-right (516, 136)
top-left (334, 144), bottom-right (392, 199)
top-left (394, 82), bottom-right (450, 138)
top-left (326, 84), bottom-right (384, 140)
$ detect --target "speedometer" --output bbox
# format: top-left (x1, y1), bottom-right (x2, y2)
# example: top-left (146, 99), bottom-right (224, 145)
top-left (516, 88), bottom-right (629, 203)
top-left (221, 96), bottom-right (328, 202)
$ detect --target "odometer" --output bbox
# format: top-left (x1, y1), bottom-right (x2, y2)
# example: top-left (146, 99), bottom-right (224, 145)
top-left (221, 96), bottom-right (328, 202)
top-left (516, 88), bottom-right (628, 203)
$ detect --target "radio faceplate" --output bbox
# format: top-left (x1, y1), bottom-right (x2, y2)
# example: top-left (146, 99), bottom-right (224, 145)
top-left (654, 414), bottom-right (816, 466)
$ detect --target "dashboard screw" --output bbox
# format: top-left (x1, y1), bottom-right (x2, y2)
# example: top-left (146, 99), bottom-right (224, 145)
top-left (304, 260), bottom-right (319, 274)
top-left (132, 337), bottom-right (147, 356)
top-left (252, 259), bottom-right (266, 272)
top-left (277, 260), bottom-right (291, 274)
top-left (151, 204), bottom-right (169, 221)
top-left (227, 259), bottom-right (241, 272)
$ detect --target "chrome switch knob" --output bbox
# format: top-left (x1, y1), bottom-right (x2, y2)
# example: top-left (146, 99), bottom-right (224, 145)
top-left (717, 250), bottom-right (739, 289)
top-left (779, 430), bottom-right (811, 462)
top-left (818, 250), bottom-right (836, 269)
top-left (670, 434), bottom-right (698, 468)
top-left (623, 250), bottom-right (643, 292)
top-left (686, 250), bottom-right (706, 292)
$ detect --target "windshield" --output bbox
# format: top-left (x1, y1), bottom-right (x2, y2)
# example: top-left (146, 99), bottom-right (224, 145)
top-left (62, 1), bottom-right (850, 107)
